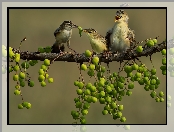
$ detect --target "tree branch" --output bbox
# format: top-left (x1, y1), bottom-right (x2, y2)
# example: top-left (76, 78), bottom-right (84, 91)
top-left (11, 41), bottom-right (168, 63)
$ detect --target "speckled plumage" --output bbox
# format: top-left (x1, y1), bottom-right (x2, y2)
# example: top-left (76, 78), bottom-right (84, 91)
top-left (51, 21), bottom-right (78, 53)
top-left (106, 10), bottom-right (135, 53)
top-left (83, 28), bottom-right (108, 54)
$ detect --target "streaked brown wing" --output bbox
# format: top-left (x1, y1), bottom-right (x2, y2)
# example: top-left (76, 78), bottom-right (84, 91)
top-left (54, 27), bottom-right (62, 37)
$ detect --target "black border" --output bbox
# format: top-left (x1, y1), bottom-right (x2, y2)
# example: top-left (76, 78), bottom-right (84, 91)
top-left (7, 7), bottom-right (167, 125)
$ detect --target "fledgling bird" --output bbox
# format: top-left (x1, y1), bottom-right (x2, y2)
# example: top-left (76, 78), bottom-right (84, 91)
top-left (106, 10), bottom-right (135, 53)
top-left (51, 20), bottom-right (78, 53)
top-left (83, 28), bottom-right (108, 54)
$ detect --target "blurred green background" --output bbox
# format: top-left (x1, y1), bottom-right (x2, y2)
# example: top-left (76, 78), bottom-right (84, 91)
top-left (9, 9), bottom-right (166, 124)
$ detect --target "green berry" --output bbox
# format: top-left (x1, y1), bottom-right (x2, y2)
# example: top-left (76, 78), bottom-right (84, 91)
top-left (118, 105), bottom-right (123, 111)
top-left (110, 102), bottom-right (117, 109)
top-left (76, 89), bottom-right (83, 95)
top-left (99, 98), bottom-right (105, 104)
top-left (81, 109), bottom-right (88, 115)
top-left (15, 57), bottom-right (20, 63)
top-left (38, 47), bottom-right (45, 53)
top-left (150, 91), bottom-right (156, 98)
top-left (100, 91), bottom-right (105, 97)
top-left (138, 79), bottom-right (144, 85)
top-left (44, 59), bottom-right (50, 66)
top-left (90, 86), bottom-right (96, 92)
top-left (26, 103), bottom-right (32, 109)
top-left (84, 89), bottom-right (91, 95)
top-left (118, 82), bottom-right (124, 89)
top-left (9, 66), bottom-right (13, 73)
top-left (117, 111), bottom-right (123, 118)
top-left (144, 85), bottom-right (149, 91)
top-left (136, 46), bottom-right (143, 53)
top-left (155, 97), bottom-right (160, 102)
top-left (160, 66), bottom-right (166, 71)
top-left (87, 70), bottom-right (94, 76)
top-left (120, 117), bottom-right (126, 122)
top-left (14, 90), bottom-right (21, 95)
top-left (81, 64), bottom-right (87, 71)
top-left (147, 40), bottom-right (154, 47)
top-left (150, 79), bottom-right (156, 85)
top-left (41, 81), bottom-right (46, 87)
top-left (162, 58), bottom-right (166, 65)
top-left (38, 75), bottom-right (45, 82)
top-left (160, 98), bottom-right (164, 102)
top-left (106, 85), bottom-right (112, 93)
top-left (77, 82), bottom-right (84, 89)
top-left (20, 81), bottom-right (25, 87)
top-left (13, 74), bottom-right (19, 81)
top-left (83, 103), bottom-right (90, 109)
top-left (128, 82), bottom-right (134, 89)
top-left (135, 72), bottom-right (141, 78)
top-left (159, 91), bottom-right (164, 97)
top-left (161, 49), bottom-right (166, 55)
top-left (74, 81), bottom-right (79, 86)
top-left (102, 110), bottom-right (108, 115)
top-left (21, 62), bottom-right (29, 69)
top-left (101, 66), bottom-right (106, 72)
top-left (13, 65), bottom-right (19, 71)
top-left (105, 96), bottom-right (112, 103)
top-left (18, 104), bottom-right (23, 109)
top-left (132, 63), bottom-right (139, 70)
top-left (162, 70), bottom-right (166, 75)
top-left (89, 64), bottom-right (95, 70)
top-left (41, 64), bottom-right (47, 71)
top-left (151, 68), bottom-right (156, 75)
top-left (19, 72), bottom-right (25, 79)
top-left (86, 83), bottom-right (92, 89)
top-left (126, 90), bottom-right (132, 96)
top-left (39, 69), bottom-right (45, 75)
top-left (92, 56), bottom-right (99, 65)
top-left (84, 50), bottom-right (92, 57)
top-left (15, 85), bottom-right (20, 89)
top-left (91, 97), bottom-right (98, 103)
top-left (152, 39), bottom-right (157, 44)
top-left (22, 102), bottom-right (28, 107)
top-left (76, 101), bottom-right (82, 108)
top-left (28, 81), bottom-right (34, 87)
top-left (48, 78), bottom-right (53, 83)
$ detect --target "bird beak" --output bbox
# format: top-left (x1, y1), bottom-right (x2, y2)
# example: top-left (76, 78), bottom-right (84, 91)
top-left (83, 29), bottom-right (87, 32)
top-left (115, 15), bottom-right (121, 22)
top-left (72, 24), bottom-right (78, 28)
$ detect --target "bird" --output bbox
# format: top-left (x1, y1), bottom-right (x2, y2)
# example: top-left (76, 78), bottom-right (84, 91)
top-left (105, 10), bottom-right (135, 53)
top-left (83, 28), bottom-right (108, 54)
top-left (51, 20), bottom-right (78, 53)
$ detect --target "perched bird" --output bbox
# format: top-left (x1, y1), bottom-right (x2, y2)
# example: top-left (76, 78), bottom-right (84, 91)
top-left (51, 20), bottom-right (78, 53)
top-left (83, 28), bottom-right (108, 54)
top-left (106, 10), bottom-right (135, 53)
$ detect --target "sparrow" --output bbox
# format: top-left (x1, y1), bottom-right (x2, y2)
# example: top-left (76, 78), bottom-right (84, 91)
top-left (51, 20), bottom-right (78, 53)
top-left (106, 10), bottom-right (135, 53)
top-left (83, 28), bottom-right (108, 54)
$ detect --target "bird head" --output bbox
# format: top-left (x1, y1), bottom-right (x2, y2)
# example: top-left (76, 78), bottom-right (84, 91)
top-left (61, 21), bottom-right (78, 29)
top-left (114, 10), bottom-right (129, 23)
top-left (83, 28), bottom-right (98, 39)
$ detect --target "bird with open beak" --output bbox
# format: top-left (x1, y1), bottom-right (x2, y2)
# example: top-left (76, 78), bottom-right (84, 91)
top-left (105, 10), bottom-right (135, 53)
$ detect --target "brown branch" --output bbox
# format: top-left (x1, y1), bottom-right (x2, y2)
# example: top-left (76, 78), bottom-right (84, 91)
top-left (11, 41), bottom-right (167, 63)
